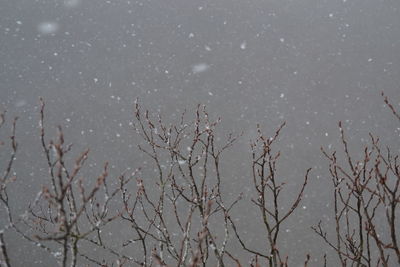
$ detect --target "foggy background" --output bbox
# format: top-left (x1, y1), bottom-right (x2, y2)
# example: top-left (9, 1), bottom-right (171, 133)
top-left (1, 0), bottom-right (399, 265)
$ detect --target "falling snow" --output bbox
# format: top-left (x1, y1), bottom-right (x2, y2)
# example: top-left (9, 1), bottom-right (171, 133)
top-left (1, 0), bottom-right (399, 265)
top-left (37, 21), bottom-right (59, 35)
top-left (192, 63), bottom-right (209, 74)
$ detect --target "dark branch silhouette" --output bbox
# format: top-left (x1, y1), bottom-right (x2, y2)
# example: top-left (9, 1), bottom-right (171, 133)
top-left (0, 92), bottom-right (398, 266)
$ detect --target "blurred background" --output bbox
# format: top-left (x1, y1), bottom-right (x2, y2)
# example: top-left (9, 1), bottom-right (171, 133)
top-left (1, 0), bottom-right (399, 265)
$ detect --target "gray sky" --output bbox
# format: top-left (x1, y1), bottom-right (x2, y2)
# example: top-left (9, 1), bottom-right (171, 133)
top-left (1, 0), bottom-right (399, 265)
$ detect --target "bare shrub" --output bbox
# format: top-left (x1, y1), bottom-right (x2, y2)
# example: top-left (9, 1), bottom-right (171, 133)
top-left (228, 122), bottom-right (310, 266)
top-left (312, 92), bottom-right (400, 266)
top-left (121, 102), bottom-right (243, 266)
top-left (1, 92), bottom-right (397, 266)
top-left (0, 111), bottom-right (18, 267)
top-left (1, 100), bottom-right (133, 267)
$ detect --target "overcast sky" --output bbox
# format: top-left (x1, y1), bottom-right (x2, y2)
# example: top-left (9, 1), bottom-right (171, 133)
top-left (1, 0), bottom-right (400, 265)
